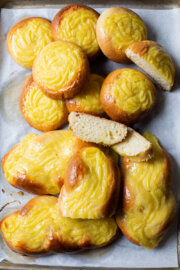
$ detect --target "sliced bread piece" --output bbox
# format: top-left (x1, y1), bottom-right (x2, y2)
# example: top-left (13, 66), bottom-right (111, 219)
top-left (68, 112), bottom-right (153, 161)
top-left (68, 112), bottom-right (127, 145)
top-left (126, 40), bottom-right (175, 91)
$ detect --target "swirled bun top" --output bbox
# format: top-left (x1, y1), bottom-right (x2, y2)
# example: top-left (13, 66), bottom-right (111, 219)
top-left (1, 131), bottom-right (89, 195)
top-left (32, 41), bottom-right (89, 99)
top-left (58, 146), bottom-right (120, 219)
top-left (66, 73), bottom-right (104, 115)
top-left (96, 7), bottom-right (147, 63)
top-left (0, 196), bottom-right (118, 255)
top-left (7, 17), bottom-right (53, 69)
top-left (100, 68), bottom-right (156, 124)
top-left (116, 133), bottom-right (176, 249)
top-left (126, 40), bottom-right (175, 91)
top-left (52, 5), bottom-right (100, 59)
top-left (20, 75), bottom-right (68, 132)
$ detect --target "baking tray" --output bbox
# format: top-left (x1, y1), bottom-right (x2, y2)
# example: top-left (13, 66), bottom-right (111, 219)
top-left (0, 0), bottom-right (180, 269)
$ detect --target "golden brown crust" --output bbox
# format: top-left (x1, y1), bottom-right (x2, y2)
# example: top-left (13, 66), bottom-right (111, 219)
top-left (96, 8), bottom-right (146, 63)
top-left (52, 5), bottom-right (100, 60)
top-left (126, 40), bottom-right (159, 57)
top-left (19, 75), bottom-right (68, 132)
top-left (32, 41), bottom-right (90, 100)
top-left (7, 17), bottom-right (52, 69)
top-left (100, 68), bottom-right (156, 124)
top-left (0, 196), bottom-right (119, 255)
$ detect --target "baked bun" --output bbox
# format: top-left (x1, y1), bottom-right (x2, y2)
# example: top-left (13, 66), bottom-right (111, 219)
top-left (100, 68), bottom-right (156, 124)
top-left (116, 132), bottom-right (176, 249)
top-left (32, 41), bottom-right (89, 99)
top-left (7, 17), bottom-right (53, 69)
top-left (96, 7), bottom-right (147, 63)
top-left (20, 75), bottom-right (68, 131)
top-left (0, 196), bottom-right (118, 255)
top-left (66, 73), bottom-right (104, 115)
top-left (52, 5), bottom-right (100, 59)
top-left (1, 131), bottom-right (89, 195)
top-left (58, 146), bottom-right (120, 219)
top-left (126, 40), bottom-right (175, 91)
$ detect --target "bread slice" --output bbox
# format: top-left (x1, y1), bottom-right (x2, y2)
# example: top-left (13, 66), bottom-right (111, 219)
top-left (126, 41), bottom-right (175, 91)
top-left (112, 128), bottom-right (153, 162)
top-left (68, 112), bottom-right (127, 145)
top-left (68, 112), bottom-right (153, 161)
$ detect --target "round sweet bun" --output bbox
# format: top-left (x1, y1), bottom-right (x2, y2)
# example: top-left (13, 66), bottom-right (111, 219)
top-left (32, 41), bottom-right (89, 100)
top-left (20, 75), bottom-right (68, 132)
top-left (100, 68), bottom-right (156, 124)
top-left (7, 17), bottom-right (53, 69)
top-left (66, 73), bottom-right (104, 115)
top-left (96, 7), bottom-right (147, 63)
top-left (126, 40), bottom-right (175, 91)
top-left (52, 4), bottom-right (100, 59)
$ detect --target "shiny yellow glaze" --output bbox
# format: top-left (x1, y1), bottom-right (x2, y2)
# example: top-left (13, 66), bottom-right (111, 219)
top-left (103, 11), bottom-right (147, 53)
top-left (67, 74), bottom-right (104, 114)
top-left (8, 18), bottom-right (53, 68)
top-left (0, 196), bottom-right (118, 254)
top-left (22, 80), bottom-right (67, 129)
top-left (33, 41), bottom-right (86, 92)
top-left (57, 8), bottom-right (99, 57)
top-left (144, 45), bottom-right (175, 86)
top-left (119, 133), bottom-right (176, 249)
top-left (59, 147), bottom-right (116, 219)
top-left (111, 69), bottom-right (155, 114)
top-left (3, 131), bottom-right (88, 194)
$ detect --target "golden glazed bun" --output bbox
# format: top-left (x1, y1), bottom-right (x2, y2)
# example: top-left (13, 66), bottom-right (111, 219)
top-left (52, 4), bottom-right (100, 59)
top-left (20, 75), bottom-right (68, 132)
top-left (96, 7), bottom-right (147, 63)
top-left (58, 146), bottom-right (120, 219)
top-left (100, 68), bottom-right (156, 124)
top-left (69, 112), bottom-right (153, 162)
top-left (126, 40), bottom-right (175, 91)
top-left (0, 196), bottom-right (118, 255)
top-left (1, 131), bottom-right (90, 195)
top-left (116, 133), bottom-right (176, 249)
top-left (7, 17), bottom-right (53, 69)
top-left (32, 41), bottom-right (89, 99)
top-left (66, 73), bottom-right (104, 115)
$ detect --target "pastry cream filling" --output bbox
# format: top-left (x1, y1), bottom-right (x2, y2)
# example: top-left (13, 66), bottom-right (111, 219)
top-left (33, 41), bottom-right (85, 92)
top-left (3, 131), bottom-right (86, 194)
top-left (111, 69), bottom-right (155, 114)
top-left (60, 147), bottom-right (115, 219)
top-left (23, 82), bottom-right (66, 126)
top-left (121, 133), bottom-right (175, 249)
top-left (103, 12), bottom-right (147, 53)
top-left (10, 18), bottom-right (53, 68)
top-left (143, 46), bottom-right (175, 86)
top-left (57, 8), bottom-right (99, 57)
top-left (1, 196), bottom-right (117, 252)
top-left (68, 74), bottom-right (104, 114)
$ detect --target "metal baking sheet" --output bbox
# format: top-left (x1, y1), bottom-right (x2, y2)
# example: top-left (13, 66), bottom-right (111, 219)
top-left (0, 0), bottom-right (180, 269)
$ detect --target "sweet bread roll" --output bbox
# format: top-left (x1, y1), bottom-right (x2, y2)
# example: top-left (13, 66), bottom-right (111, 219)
top-left (96, 7), bottom-right (147, 63)
top-left (7, 17), bottom-right (53, 69)
top-left (66, 74), bottom-right (104, 115)
top-left (32, 41), bottom-right (89, 99)
top-left (116, 133), bottom-right (176, 249)
top-left (126, 40), bottom-right (175, 91)
top-left (0, 196), bottom-right (118, 255)
top-left (100, 68), bottom-right (156, 124)
top-left (69, 112), bottom-right (152, 162)
top-left (20, 75), bottom-right (68, 131)
top-left (58, 146), bottom-right (120, 219)
top-left (1, 131), bottom-right (89, 195)
top-left (69, 112), bottom-right (127, 145)
top-left (52, 5), bottom-right (100, 59)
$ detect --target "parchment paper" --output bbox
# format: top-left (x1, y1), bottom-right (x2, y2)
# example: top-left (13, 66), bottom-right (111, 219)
top-left (0, 7), bottom-right (180, 268)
